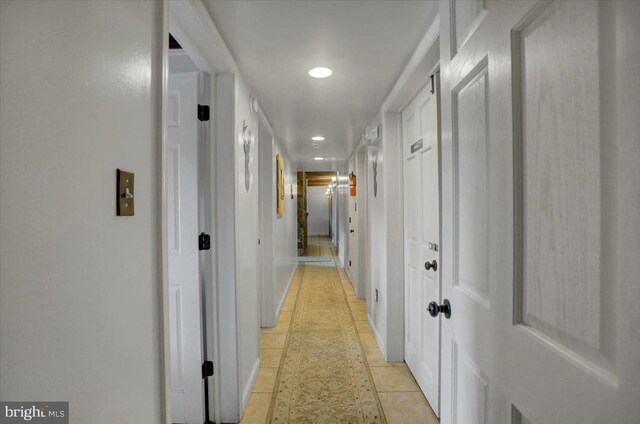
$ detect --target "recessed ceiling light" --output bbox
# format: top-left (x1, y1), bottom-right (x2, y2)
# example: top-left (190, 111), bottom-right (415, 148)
top-left (312, 136), bottom-right (325, 141)
top-left (308, 67), bottom-right (333, 79)
top-left (314, 157), bottom-right (324, 161)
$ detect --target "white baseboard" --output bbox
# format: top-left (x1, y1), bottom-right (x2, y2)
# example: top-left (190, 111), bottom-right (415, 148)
top-left (368, 314), bottom-right (387, 358)
top-left (240, 357), bottom-right (261, 415)
top-left (275, 265), bottom-right (296, 319)
top-left (345, 267), bottom-right (358, 294)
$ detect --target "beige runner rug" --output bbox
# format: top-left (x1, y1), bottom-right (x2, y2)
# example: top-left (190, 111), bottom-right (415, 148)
top-left (267, 264), bottom-right (386, 423)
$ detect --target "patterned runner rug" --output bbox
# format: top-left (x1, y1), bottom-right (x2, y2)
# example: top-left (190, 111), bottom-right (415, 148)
top-left (297, 256), bottom-right (332, 263)
top-left (267, 263), bottom-right (386, 423)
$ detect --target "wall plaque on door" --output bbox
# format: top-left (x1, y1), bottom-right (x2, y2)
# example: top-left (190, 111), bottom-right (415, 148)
top-left (410, 139), bottom-right (423, 153)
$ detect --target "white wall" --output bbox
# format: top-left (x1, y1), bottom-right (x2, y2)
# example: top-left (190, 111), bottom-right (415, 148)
top-left (361, 110), bottom-right (403, 360)
top-left (364, 113), bottom-right (387, 353)
top-left (234, 77), bottom-right (261, 413)
top-left (349, 18), bottom-right (440, 363)
top-left (0, 1), bottom-right (164, 422)
top-left (258, 119), bottom-right (298, 327)
top-left (307, 186), bottom-right (330, 236)
top-left (271, 139), bottom-right (297, 318)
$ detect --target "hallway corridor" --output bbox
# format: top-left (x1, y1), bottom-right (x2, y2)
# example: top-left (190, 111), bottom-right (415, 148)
top-left (243, 238), bottom-right (438, 423)
top-left (2, 1), bottom-right (639, 422)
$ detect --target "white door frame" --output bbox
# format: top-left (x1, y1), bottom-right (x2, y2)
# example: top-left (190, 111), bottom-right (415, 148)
top-left (160, 1), bottom-right (241, 423)
top-left (356, 148), bottom-right (368, 300)
top-left (365, 17), bottom-right (441, 363)
top-left (346, 156), bottom-right (359, 291)
top-left (258, 118), bottom-right (275, 327)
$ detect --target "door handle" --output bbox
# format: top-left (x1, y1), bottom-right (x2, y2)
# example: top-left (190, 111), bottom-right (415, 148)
top-left (427, 299), bottom-right (451, 319)
top-left (350, 229), bottom-right (355, 233)
top-left (424, 260), bottom-right (437, 271)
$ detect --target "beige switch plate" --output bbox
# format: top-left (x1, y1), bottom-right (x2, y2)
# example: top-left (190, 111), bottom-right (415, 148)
top-left (117, 169), bottom-right (134, 216)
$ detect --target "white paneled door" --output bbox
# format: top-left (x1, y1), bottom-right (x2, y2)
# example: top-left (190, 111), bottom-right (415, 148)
top-left (168, 72), bottom-right (204, 424)
top-left (402, 80), bottom-right (440, 416)
top-left (439, 1), bottom-right (640, 423)
top-left (348, 163), bottom-right (359, 289)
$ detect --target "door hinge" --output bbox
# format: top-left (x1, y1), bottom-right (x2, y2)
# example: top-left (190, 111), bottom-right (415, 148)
top-left (429, 74), bottom-right (435, 94)
top-left (198, 104), bottom-right (210, 122)
top-left (349, 260), bottom-right (352, 266)
top-left (202, 360), bottom-right (214, 378)
top-left (375, 289), bottom-right (379, 302)
top-left (199, 232), bottom-right (211, 250)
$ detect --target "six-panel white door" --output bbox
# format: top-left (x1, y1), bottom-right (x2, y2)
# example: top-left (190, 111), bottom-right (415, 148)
top-left (439, 0), bottom-right (640, 422)
top-left (402, 81), bottom-right (441, 416)
top-left (168, 71), bottom-right (205, 424)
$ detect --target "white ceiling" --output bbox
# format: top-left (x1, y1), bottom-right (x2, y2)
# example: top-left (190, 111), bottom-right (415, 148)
top-left (203, 0), bottom-right (438, 170)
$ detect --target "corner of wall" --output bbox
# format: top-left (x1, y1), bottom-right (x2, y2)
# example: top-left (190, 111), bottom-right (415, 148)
top-left (275, 265), bottom-right (297, 319)
top-left (368, 314), bottom-right (387, 356)
top-left (240, 357), bottom-right (261, 418)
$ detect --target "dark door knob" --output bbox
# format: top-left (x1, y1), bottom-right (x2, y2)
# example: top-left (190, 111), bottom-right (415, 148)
top-left (424, 260), bottom-right (438, 271)
top-left (350, 229), bottom-right (355, 233)
top-left (427, 299), bottom-right (451, 319)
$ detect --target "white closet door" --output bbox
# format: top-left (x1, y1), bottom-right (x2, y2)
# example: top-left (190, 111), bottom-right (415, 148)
top-left (439, 1), bottom-right (640, 423)
top-left (168, 71), bottom-right (204, 424)
top-left (402, 81), bottom-right (441, 416)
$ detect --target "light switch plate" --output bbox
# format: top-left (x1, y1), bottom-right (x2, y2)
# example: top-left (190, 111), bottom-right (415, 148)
top-left (117, 169), bottom-right (134, 216)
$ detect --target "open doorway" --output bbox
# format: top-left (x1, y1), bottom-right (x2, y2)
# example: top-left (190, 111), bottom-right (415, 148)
top-left (166, 33), bottom-right (211, 424)
top-left (297, 172), bottom-right (338, 260)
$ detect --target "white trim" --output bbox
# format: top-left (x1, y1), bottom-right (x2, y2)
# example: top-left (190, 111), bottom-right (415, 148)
top-left (215, 74), bottom-right (240, 423)
top-left (368, 314), bottom-right (386, 355)
top-left (241, 358), bottom-right (261, 414)
top-left (379, 111), bottom-right (404, 362)
top-left (275, 267), bottom-right (297, 320)
top-left (169, 0), bottom-right (237, 74)
top-left (345, 266), bottom-right (357, 294)
top-left (166, 2), bottom-right (240, 422)
top-left (257, 119), bottom-right (274, 327)
top-left (159, 2), bottom-right (171, 422)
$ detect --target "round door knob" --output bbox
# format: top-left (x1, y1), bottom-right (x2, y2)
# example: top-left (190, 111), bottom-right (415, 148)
top-left (424, 259), bottom-right (438, 271)
top-left (427, 299), bottom-right (451, 319)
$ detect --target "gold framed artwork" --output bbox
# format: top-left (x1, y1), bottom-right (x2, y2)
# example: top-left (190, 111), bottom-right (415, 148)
top-left (276, 154), bottom-right (285, 214)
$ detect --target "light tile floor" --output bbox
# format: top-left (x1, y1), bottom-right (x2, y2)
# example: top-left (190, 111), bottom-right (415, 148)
top-left (241, 237), bottom-right (439, 423)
